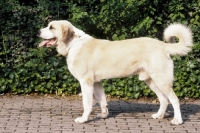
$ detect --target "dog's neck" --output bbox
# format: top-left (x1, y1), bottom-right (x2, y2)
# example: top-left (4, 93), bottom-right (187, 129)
top-left (56, 31), bottom-right (86, 56)
top-left (56, 26), bottom-right (86, 56)
top-left (67, 33), bottom-right (86, 52)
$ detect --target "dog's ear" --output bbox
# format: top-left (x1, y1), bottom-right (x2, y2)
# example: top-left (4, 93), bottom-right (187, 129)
top-left (62, 25), bottom-right (75, 43)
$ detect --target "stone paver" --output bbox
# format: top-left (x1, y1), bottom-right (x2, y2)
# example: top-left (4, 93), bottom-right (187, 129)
top-left (0, 95), bottom-right (200, 133)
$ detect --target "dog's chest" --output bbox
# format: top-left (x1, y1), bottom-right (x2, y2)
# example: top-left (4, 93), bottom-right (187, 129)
top-left (66, 35), bottom-right (92, 80)
top-left (67, 43), bottom-right (83, 80)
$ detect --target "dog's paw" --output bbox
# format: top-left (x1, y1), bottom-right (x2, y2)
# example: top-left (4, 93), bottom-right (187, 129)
top-left (170, 118), bottom-right (183, 125)
top-left (97, 108), bottom-right (109, 119)
top-left (97, 112), bottom-right (108, 119)
top-left (74, 117), bottom-right (87, 123)
top-left (97, 113), bottom-right (102, 118)
top-left (151, 113), bottom-right (164, 119)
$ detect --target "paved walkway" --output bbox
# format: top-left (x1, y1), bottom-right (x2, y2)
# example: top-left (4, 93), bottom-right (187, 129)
top-left (0, 95), bottom-right (200, 133)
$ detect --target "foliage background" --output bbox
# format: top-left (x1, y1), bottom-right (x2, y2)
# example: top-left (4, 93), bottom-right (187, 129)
top-left (0, 0), bottom-right (199, 98)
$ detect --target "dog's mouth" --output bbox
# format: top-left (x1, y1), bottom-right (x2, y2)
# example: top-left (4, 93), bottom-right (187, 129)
top-left (39, 38), bottom-right (58, 47)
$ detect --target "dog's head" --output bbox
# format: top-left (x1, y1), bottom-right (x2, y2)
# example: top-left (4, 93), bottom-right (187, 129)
top-left (38, 20), bottom-right (75, 47)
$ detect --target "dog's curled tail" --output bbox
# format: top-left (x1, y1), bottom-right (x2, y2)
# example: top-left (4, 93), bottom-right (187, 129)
top-left (164, 23), bottom-right (193, 56)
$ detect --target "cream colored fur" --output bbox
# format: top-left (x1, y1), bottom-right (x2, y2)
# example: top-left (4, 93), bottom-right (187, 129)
top-left (38, 20), bottom-right (193, 125)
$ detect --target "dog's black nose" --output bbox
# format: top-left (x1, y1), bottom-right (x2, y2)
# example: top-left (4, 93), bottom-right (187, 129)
top-left (38, 30), bottom-right (41, 35)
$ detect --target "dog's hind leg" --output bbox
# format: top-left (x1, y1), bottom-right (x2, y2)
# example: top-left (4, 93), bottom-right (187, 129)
top-left (145, 78), bottom-right (169, 119)
top-left (151, 76), bottom-right (183, 125)
top-left (74, 80), bottom-right (94, 123)
top-left (94, 82), bottom-right (109, 119)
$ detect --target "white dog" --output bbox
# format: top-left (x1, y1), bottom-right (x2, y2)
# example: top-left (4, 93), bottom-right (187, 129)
top-left (38, 20), bottom-right (193, 125)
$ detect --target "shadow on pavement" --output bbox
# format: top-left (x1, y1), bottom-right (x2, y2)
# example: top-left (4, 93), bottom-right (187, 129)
top-left (87, 100), bottom-right (200, 124)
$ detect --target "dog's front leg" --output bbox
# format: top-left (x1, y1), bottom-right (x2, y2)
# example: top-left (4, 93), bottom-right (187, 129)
top-left (74, 81), bottom-right (94, 123)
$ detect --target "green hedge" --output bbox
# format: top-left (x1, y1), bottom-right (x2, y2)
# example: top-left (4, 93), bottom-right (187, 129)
top-left (0, 0), bottom-right (199, 98)
top-left (0, 48), bottom-right (79, 95)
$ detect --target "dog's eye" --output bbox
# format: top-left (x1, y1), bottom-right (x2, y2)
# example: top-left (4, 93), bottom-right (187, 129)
top-left (49, 26), bottom-right (54, 30)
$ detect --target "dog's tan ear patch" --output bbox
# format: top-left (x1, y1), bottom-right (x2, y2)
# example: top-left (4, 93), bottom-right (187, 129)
top-left (62, 25), bottom-right (75, 44)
